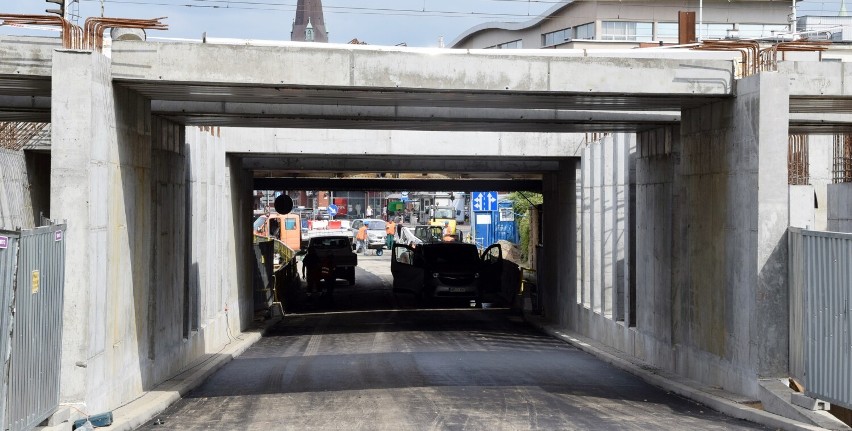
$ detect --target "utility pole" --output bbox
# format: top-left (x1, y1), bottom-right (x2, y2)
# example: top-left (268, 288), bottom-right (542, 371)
top-left (790, 0), bottom-right (797, 33)
top-left (698, 0), bottom-right (703, 41)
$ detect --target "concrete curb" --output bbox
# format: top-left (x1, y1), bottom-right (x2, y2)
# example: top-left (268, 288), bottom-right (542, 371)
top-left (527, 318), bottom-right (828, 431)
top-left (51, 317), bottom-right (280, 431)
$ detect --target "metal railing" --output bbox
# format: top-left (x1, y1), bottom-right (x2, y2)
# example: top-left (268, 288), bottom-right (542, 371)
top-left (789, 227), bottom-right (852, 410)
top-left (253, 235), bottom-right (298, 313)
top-left (0, 224), bottom-right (66, 431)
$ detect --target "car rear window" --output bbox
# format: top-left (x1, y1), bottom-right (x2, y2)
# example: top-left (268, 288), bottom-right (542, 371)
top-left (312, 238), bottom-right (349, 248)
top-left (422, 244), bottom-right (479, 266)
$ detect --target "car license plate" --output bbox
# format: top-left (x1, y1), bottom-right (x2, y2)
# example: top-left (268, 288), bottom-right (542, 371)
top-left (449, 287), bottom-right (468, 293)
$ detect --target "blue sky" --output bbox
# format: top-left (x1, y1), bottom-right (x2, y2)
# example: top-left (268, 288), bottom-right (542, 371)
top-left (0, 0), bottom-right (845, 47)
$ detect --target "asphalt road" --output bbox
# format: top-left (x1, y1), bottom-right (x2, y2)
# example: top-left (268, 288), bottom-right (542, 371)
top-left (136, 251), bottom-right (767, 431)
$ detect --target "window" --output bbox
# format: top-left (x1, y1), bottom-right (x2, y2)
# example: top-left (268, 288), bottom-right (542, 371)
top-left (696, 23), bottom-right (734, 39)
top-left (656, 22), bottom-right (679, 40)
top-left (737, 24), bottom-right (789, 39)
top-left (575, 22), bottom-right (595, 40)
top-left (488, 39), bottom-right (523, 49)
top-left (543, 27), bottom-right (572, 46)
top-left (601, 21), bottom-right (653, 41)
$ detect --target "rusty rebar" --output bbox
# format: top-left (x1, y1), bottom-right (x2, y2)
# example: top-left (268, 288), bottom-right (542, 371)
top-left (0, 13), bottom-right (83, 49)
top-left (1, 13), bottom-right (166, 52)
top-left (83, 17), bottom-right (167, 51)
top-left (693, 40), bottom-right (760, 77)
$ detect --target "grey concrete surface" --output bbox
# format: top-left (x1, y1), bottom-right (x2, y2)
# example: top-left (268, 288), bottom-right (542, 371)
top-left (133, 258), bottom-right (769, 431)
top-left (828, 183), bottom-right (852, 233)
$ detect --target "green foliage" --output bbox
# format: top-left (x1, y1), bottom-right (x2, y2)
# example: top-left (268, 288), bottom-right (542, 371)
top-left (507, 192), bottom-right (543, 263)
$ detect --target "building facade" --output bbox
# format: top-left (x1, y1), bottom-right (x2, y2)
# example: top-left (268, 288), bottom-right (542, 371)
top-left (451, 0), bottom-right (792, 49)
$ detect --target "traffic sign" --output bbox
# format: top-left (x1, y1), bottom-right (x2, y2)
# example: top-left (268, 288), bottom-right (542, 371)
top-left (471, 191), bottom-right (498, 212)
top-left (327, 204), bottom-right (339, 217)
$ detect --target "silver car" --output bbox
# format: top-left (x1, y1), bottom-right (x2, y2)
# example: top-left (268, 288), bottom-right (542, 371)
top-left (351, 219), bottom-right (387, 254)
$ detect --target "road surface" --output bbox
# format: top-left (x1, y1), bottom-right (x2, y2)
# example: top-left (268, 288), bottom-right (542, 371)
top-left (136, 252), bottom-right (767, 431)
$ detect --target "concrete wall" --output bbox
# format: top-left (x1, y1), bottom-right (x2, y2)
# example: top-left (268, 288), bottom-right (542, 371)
top-left (578, 134), bottom-right (634, 324)
top-left (828, 183), bottom-right (852, 233)
top-left (50, 50), bottom-right (253, 414)
top-left (0, 148), bottom-right (34, 229)
top-left (807, 134), bottom-right (837, 231)
top-left (789, 185), bottom-right (816, 229)
top-left (563, 72), bottom-right (790, 400)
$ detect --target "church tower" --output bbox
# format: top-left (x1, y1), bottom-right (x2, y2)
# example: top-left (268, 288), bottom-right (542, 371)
top-left (291, 0), bottom-right (328, 42)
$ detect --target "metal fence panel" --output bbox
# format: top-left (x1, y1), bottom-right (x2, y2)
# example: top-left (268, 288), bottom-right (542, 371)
top-left (7, 225), bottom-right (65, 431)
top-left (790, 228), bottom-right (852, 410)
top-left (0, 230), bottom-right (19, 431)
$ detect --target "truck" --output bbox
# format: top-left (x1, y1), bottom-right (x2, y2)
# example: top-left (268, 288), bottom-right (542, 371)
top-left (254, 212), bottom-right (301, 252)
top-left (429, 206), bottom-right (457, 234)
top-left (304, 235), bottom-right (358, 287)
top-left (301, 216), bottom-right (351, 250)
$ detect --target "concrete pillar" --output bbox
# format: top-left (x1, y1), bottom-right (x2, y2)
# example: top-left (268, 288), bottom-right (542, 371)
top-left (51, 50), bottom-right (153, 410)
top-left (635, 127), bottom-right (676, 367)
top-left (541, 159), bottom-right (578, 327)
top-left (827, 183), bottom-right (852, 232)
top-left (674, 72), bottom-right (789, 396)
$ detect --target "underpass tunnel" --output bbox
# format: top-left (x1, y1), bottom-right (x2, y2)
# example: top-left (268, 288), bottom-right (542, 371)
top-left (2, 40), bottom-right (807, 418)
top-left (232, 149), bottom-right (570, 318)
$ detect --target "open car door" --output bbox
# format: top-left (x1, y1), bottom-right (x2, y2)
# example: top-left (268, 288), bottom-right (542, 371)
top-left (479, 244), bottom-right (503, 296)
top-left (391, 244), bottom-right (423, 295)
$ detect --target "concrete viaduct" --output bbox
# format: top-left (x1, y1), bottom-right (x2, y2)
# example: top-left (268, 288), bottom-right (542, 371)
top-left (2, 35), bottom-right (851, 422)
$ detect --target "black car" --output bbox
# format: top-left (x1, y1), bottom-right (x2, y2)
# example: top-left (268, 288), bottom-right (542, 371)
top-left (390, 242), bottom-right (502, 303)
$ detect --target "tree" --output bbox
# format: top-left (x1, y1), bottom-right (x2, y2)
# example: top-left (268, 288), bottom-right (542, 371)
top-left (507, 192), bottom-right (542, 263)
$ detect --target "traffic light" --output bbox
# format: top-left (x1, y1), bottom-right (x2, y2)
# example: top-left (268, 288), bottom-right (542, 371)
top-left (45, 0), bottom-right (65, 18)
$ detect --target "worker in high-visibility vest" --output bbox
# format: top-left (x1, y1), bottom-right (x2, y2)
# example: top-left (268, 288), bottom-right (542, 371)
top-left (385, 219), bottom-right (396, 250)
top-left (356, 224), bottom-right (368, 253)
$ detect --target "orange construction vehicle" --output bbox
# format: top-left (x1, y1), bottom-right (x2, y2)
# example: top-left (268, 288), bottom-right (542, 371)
top-left (254, 212), bottom-right (301, 251)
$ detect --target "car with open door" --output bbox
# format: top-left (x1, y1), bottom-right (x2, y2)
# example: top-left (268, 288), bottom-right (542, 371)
top-left (391, 242), bottom-right (502, 304)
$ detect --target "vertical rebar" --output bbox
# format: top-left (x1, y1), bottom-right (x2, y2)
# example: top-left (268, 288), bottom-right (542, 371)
top-left (789, 134), bottom-right (809, 185)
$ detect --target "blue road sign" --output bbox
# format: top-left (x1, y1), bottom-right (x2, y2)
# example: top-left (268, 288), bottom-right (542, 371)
top-left (471, 191), bottom-right (498, 212)
top-left (327, 204), bottom-right (339, 217)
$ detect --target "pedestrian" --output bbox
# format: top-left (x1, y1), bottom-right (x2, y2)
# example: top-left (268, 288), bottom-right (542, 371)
top-left (302, 246), bottom-right (320, 294)
top-left (366, 205), bottom-right (373, 218)
top-left (385, 219), bottom-right (396, 250)
top-left (381, 206), bottom-right (387, 221)
top-left (356, 222), bottom-right (368, 253)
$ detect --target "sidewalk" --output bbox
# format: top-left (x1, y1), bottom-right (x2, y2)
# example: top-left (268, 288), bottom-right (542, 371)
top-left (40, 315), bottom-right (282, 431)
top-left (523, 314), bottom-right (844, 431)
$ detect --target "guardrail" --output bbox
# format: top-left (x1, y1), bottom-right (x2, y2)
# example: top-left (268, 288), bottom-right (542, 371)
top-left (789, 227), bottom-right (852, 410)
top-left (253, 235), bottom-right (298, 314)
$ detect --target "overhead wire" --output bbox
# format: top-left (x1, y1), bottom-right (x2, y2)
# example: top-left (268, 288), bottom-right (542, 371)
top-left (66, 0), bottom-right (848, 23)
